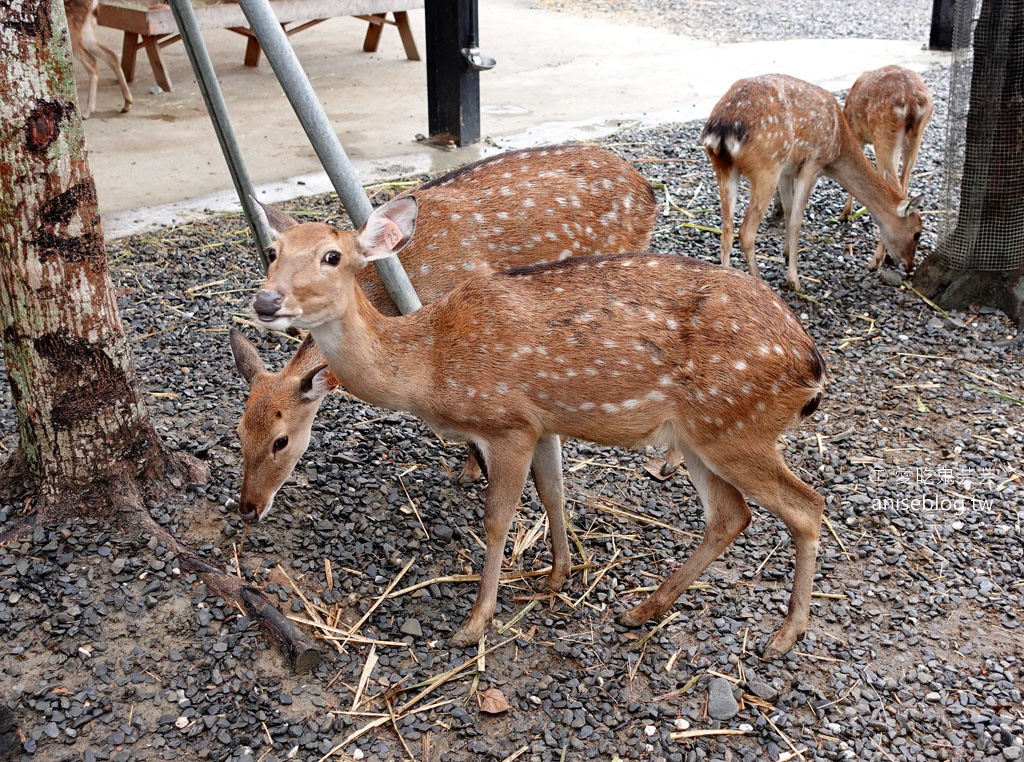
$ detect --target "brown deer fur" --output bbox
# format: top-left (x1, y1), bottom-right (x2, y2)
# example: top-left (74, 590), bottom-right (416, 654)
top-left (249, 195), bottom-right (827, 657)
top-left (702, 73), bottom-right (921, 291)
top-left (230, 144), bottom-right (658, 521)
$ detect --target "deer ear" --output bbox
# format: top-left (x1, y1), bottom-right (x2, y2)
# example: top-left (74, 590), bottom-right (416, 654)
top-left (899, 194), bottom-right (924, 217)
top-left (298, 362), bottom-right (336, 402)
top-left (252, 197), bottom-right (299, 239)
top-left (356, 196), bottom-right (418, 262)
top-left (229, 327), bottom-right (266, 386)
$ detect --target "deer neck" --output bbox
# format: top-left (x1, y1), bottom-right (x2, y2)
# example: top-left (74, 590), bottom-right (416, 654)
top-left (824, 127), bottom-right (902, 224)
top-left (306, 280), bottom-right (424, 411)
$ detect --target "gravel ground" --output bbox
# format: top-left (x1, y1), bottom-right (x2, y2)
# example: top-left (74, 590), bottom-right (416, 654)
top-left (3, 22), bottom-right (1024, 762)
top-left (537, 0), bottom-right (934, 43)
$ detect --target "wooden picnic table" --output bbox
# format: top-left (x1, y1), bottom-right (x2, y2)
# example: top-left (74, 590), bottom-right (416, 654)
top-left (95, 0), bottom-right (423, 92)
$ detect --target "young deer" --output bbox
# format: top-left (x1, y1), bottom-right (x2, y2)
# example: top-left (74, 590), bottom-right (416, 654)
top-left (65, 0), bottom-right (133, 118)
top-left (702, 73), bottom-right (922, 292)
top-left (249, 197), bottom-right (827, 657)
top-left (840, 66), bottom-right (934, 269)
top-left (229, 144), bottom-right (659, 522)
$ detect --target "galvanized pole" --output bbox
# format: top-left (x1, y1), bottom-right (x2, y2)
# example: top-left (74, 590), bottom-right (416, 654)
top-left (167, 0), bottom-right (272, 270)
top-left (236, 0), bottom-right (422, 314)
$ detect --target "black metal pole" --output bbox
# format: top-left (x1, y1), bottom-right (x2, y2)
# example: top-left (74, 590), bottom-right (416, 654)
top-left (929, 0), bottom-right (955, 50)
top-left (424, 0), bottom-right (481, 146)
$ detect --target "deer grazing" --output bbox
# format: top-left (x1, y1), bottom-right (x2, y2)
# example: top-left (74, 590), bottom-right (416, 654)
top-left (229, 144), bottom-right (659, 522)
top-left (65, 0), bottom-right (133, 118)
top-left (248, 197), bottom-right (827, 657)
top-left (701, 73), bottom-right (922, 292)
top-left (840, 65), bottom-right (934, 269)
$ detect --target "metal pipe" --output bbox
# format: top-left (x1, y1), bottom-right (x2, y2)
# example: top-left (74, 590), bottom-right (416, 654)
top-left (167, 0), bottom-right (272, 270)
top-left (236, 0), bottom-right (422, 314)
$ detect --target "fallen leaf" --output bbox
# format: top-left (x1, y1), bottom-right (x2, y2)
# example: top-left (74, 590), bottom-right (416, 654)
top-left (477, 687), bottom-right (511, 715)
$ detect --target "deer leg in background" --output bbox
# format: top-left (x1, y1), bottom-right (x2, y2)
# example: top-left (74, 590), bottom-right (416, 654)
top-left (529, 433), bottom-right (570, 593)
top-left (737, 166), bottom-right (782, 279)
top-left (782, 167), bottom-right (821, 292)
top-left (617, 445), bottom-right (751, 626)
top-left (450, 432), bottom-right (537, 647)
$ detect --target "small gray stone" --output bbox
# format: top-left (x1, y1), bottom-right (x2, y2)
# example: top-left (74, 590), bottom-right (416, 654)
top-left (400, 618), bottom-right (423, 638)
top-left (878, 270), bottom-right (903, 287)
top-left (746, 679), bottom-right (778, 703)
top-left (707, 678), bottom-right (739, 721)
top-left (1003, 746), bottom-right (1022, 761)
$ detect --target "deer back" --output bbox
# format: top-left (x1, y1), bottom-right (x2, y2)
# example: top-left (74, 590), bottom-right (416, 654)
top-left (356, 144), bottom-right (658, 311)
top-left (844, 65), bottom-right (934, 156)
top-left (701, 74), bottom-right (846, 177)
top-left (377, 254), bottom-right (826, 450)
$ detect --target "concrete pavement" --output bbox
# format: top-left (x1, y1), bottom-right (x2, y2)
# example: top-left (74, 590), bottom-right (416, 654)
top-left (74, 0), bottom-right (948, 238)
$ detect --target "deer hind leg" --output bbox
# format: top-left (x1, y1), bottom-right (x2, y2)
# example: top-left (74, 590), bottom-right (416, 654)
top-left (737, 167), bottom-right (782, 280)
top-left (94, 39), bottom-right (133, 113)
top-left (711, 447), bottom-right (824, 658)
top-left (617, 445), bottom-right (751, 627)
top-left (900, 124), bottom-right (927, 197)
top-left (450, 433), bottom-right (536, 647)
top-left (73, 44), bottom-right (101, 119)
top-left (529, 434), bottom-right (571, 594)
top-left (80, 19), bottom-right (132, 115)
top-left (867, 130), bottom-right (903, 270)
top-left (781, 167), bottom-right (819, 292)
top-left (708, 153), bottom-right (739, 268)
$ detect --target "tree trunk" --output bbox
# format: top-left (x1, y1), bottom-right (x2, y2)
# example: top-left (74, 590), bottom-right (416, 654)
top-left (913, 0), bottom-right (1024, 340)
top-left (0, 0), bottom-right (321, 673)
top-left (0, 0), bottom-right (208, 514)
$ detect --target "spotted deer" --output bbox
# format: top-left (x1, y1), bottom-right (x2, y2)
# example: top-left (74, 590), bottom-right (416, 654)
top-left (65, 0), bottom-right (132, 118)
top-left (702, 73), bottom-right (922, 292)
top-left (248, 196), bottom-right (827, 657)
top-left (839, 65), bottom-right (933, 269)
top-left (229, 144), bottom-right (659, 522)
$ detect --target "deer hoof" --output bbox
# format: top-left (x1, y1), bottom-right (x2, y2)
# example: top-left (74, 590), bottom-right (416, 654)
top-left (449, 624), bottom-right (485, 648)
top-left (643, 458), bottom-right (675, 481)
top-left (535, 571), bottom-right (567, 594)
top-left (763, 628), bottom-right (802, 659)
top-left (615, 608), bottom-right (646, 628)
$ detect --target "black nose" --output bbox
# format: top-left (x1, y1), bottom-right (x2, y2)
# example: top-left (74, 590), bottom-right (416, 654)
top-left (253, 289), bottom-right (284, 318)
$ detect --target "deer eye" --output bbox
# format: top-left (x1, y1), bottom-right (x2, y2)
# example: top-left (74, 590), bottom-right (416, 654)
top-left (913, 232), bottom-right (921, 242)
top-left (272, 435), bottom-right (289, 453)
top-left (323, 250), bottom-right (341, 266)
top-left (266, 249), bottom-right (277, 263)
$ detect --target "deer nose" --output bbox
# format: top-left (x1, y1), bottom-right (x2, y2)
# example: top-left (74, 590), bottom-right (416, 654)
top-left (238, 501), bottom-right (260, 523)
top-left (253, 289), bottom-right (284, 318)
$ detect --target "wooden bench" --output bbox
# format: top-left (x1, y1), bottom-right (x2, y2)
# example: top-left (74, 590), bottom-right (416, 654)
top-left (95, 0), bottom-right (423, 92)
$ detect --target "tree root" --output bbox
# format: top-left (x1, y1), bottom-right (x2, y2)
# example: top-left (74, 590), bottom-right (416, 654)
top-left (137, 512), bottom-right (322, 674)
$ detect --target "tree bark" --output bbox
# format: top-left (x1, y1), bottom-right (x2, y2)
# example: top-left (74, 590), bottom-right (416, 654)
top-left (913, 0), bottom-right (1024, 339)
top-left (0, 0), bottom-right (207, 513)
top-left (0, 0), bottom-right (321, 673)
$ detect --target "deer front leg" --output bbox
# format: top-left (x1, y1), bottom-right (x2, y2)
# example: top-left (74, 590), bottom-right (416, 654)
top-left (450, 434), bottom-right (536, 647)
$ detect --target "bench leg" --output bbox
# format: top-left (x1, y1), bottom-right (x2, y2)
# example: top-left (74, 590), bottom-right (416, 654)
top-left (244, 35), bottom-right (262, 66)
top-left (142, 34), bottom-right (173, 92)
top-left (120, 32), bottom-right (140, 83)
top-left (361, 14), bottom-right (385, 53)
top-left (393, 11), bottom-right (420, 61)
top-left (361, 13), bottom-right (420, 61)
